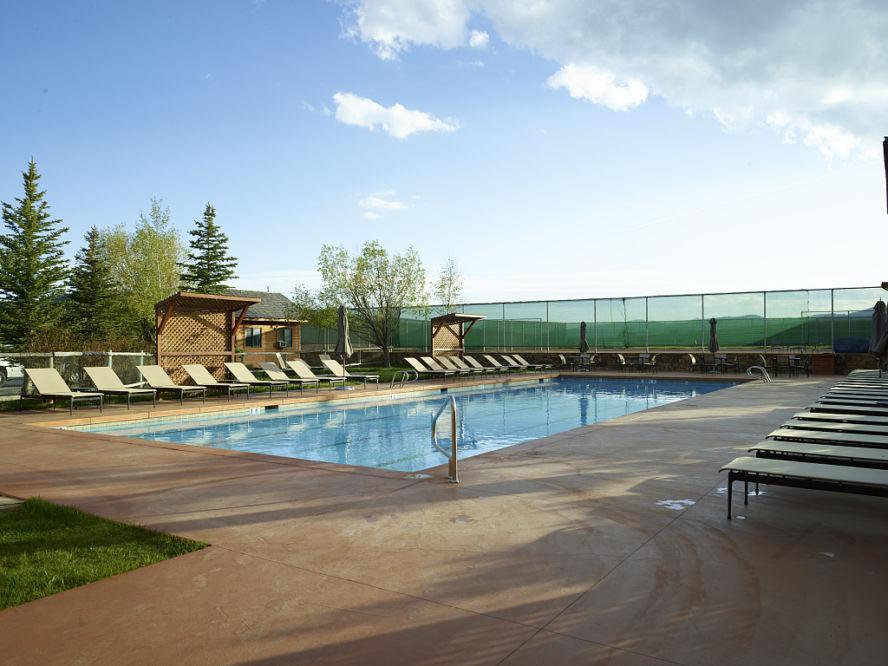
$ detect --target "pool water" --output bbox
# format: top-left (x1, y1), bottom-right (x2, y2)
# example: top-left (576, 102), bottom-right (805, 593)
top-left (69, 378), bottom-right (734, 472)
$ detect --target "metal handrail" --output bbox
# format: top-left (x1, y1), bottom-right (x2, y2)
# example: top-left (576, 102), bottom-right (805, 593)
top-left (746, 366), bottom-right (772, 382)
top-left (390, 369), bottom-right (416, 390)
top-left (431, 395), bottom-right (458, 483)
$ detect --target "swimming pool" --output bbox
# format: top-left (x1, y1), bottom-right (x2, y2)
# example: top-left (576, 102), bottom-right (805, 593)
top-left (69, 378), bottom-right (734, 472)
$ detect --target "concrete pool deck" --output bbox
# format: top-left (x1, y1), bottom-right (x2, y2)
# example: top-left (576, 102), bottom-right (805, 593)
top-left (1, 374), bottom-right (886, 664)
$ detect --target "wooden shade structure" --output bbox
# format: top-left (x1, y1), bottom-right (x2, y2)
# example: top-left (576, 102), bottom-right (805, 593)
top-left (155, 292), bottom-right (261, 384)
top-left (430, 313), bottom-right (486, 357)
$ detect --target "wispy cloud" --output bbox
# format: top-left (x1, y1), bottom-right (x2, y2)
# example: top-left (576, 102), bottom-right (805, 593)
top-left (469, 30), bottom-right (489, 48)
top-left (358, 190), bottom-right (410, 219)
top-left (333, 92), bottom-right (457, 139)
top-left (547, 64), bottom-right (647, 111)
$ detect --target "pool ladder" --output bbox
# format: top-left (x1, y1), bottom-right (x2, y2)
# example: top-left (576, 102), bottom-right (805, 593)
top-left (431, 395), bottom-right (459, 483)
top-left (391, 369), bottom-right (416, 390)
top-left (746, 366), bottom-right (772, 383)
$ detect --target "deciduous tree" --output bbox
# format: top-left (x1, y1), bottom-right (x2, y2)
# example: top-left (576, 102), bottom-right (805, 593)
top-left (432, 257), bottom-right (463, 314)
top-left (317, 241), bottom-right (427, 366)
top-left (98, 198), bottom-right (186, 346)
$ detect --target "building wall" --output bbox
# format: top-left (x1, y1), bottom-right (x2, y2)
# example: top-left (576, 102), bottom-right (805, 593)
top-left (235, 321), bottom-right (302, 365)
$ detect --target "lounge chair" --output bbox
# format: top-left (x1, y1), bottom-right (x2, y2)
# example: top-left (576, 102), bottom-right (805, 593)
top-left (224, 362), bottom-right (290, 396)
top-left (422, 356), bottom-right (470, 376)
top-left (789, 411), bottom-right (888, 427)
top-left (405, 357), bottom-right (453, 380)
top-left (779, 419), bottom-right (888, 437)
top-left (181, 364), bottom-right (250, 401)
top-left (720, 455), bottom-right (888, 519)
top-left (499, 355), bottom-right (527, 371)
top-left (465, 355), bottom-right (507, 373)
top-left (448, 356), bottom-right (485, 375)
top-left (766, 427), bottom-right (888, 449)
top-left (23, 368), bottom-right (103, 414)
top-left (320, 358), bottom-right (379, 388)
top-left (436, 356), bottom-right (481, 375)
top-left (137, 365), bottom-right (206, 405)
top-left (286, 358), bottom-right (345, 390)
top-left (84, 366), bottom-right (156, 409)
top-left (748, 440), bottom-right (888, 469)
top-left (809, 403), bottom-right (888, 417)
top-left (512, 353), bottom-right (551, 370)
top-left (687, 353), bottom-right (699, 372)
top-left (257, 361), bottom-right (321, 393)
top-left (482, 354), bottom-right (515, 372)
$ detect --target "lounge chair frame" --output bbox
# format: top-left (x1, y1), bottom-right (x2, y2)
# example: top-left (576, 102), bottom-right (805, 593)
top-left (84, 366), bottom-right (156, 409)
top-left (721, 456), bottom-right (888, 519)
top-left (23, 368), bottom-right (103, 415)
top-left (137, 365), bottom-right (207, 405)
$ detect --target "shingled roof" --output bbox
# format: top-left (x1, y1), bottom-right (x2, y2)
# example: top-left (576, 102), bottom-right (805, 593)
top-left (224, 289), bottom-right (298, 321)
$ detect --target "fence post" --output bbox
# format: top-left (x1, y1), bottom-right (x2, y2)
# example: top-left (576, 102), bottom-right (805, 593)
top-left (762, 292), bottom-right (767, 351)
top-left (106, 350), bottom-right (113, 367)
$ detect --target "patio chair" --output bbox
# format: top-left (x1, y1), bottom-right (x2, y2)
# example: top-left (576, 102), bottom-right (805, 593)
top-left (615, 353), bottom-right (628, 372)
top-left (84, 366), bottom-right (156, 409)
top-left (687, 353), bottom-right (699, 372)
top-left (285, 358), bottom-right (345, 390)
top-left (137, 365), bottom-right (207, 405)
top-left (224, 362), bottom-right (290, 396)
top-left (640, 354), bottom-right (658, 373)
top-left (405, 357), bottom-right (453, 380)
top-left (180, 364), bottom-right (250, 401)
top-left (23, 368), bottom-right (103, 414)
top-left (321, 358), bottom-right (379, 389)
top-left (257, 361), bottom-right (321, 393)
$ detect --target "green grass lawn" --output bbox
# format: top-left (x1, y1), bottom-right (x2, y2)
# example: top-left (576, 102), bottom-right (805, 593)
top-left (0, 498), bottom-right (207, 610)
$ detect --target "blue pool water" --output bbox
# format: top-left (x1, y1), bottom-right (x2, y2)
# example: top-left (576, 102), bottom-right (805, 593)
top-left (69, 378), bottom-right (734, 472)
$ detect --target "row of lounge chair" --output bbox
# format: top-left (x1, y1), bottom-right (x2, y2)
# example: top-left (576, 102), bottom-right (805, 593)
top-left (404, 354), bottom-right (551, 379)
top-left (720, 369), bottom-right (888, 518)
top-left (22, 358), bottom-right (382, 414)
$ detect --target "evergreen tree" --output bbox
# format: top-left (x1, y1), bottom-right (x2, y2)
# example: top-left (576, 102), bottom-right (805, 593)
top-left (0, 160), bottom-right (70, 349)
top-left (66, 226), bottom-right (120, 342)
top-left (180, 203), bottom-right (237, 293)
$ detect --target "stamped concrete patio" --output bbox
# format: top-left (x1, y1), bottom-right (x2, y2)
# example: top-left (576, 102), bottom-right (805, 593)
top-left (1, 375), bottom-right (886, 664)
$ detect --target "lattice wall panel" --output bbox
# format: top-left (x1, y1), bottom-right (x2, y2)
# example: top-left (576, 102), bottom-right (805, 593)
top-left (432, 323), bottom-right (461, 357)
top-left (164, 311), bottom-right (230, 352)
top-left (164, 355), bottom-right (231, 384)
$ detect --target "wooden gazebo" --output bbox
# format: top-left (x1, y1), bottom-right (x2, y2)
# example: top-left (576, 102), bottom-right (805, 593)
top-left (155, 291), bottom-right (261, 384)
top-left (430, 313), bottom-right (486, 358)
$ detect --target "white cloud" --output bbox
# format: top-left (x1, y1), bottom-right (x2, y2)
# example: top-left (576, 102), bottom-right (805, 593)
top-left (469, 29), bottom-right (488, 48)
top-left (357, 191), bottom-right (410, 219)
top-left (359, 195), bottom-right (409, 211)
top-left (333, 92), bottom-right (457, 139)
top-left (342, 0), bottom-right (888, 159)
top-left (547, 64), bottom-right (647, 111)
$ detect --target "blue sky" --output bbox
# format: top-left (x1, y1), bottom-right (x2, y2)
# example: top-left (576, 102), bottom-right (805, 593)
top-left (1, 0), bottom-right (886, 303)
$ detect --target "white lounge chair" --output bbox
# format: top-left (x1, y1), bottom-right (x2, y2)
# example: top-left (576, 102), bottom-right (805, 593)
top-left (23, 368), bottom-right (103, 414)
top-left (404, 357), bottom-right (453, 380)
top-left (137, 365), bottom-right (207, 405)
top-left (84, 366), bottom-right (155, 409)
top-left (320, 358), bottom-right (379, 389)
top-left (181, 364), bottom-right (250, 401)
top-left (257, 361), bottom-right (320, 393)
top-left (224, 362), bottom-right (289, 396)
top-left (286, 358), bottom-right (345, 390)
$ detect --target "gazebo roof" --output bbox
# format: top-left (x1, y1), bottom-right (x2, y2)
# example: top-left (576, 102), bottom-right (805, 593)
top-left (155, 291), bottom-right (262, 313)
top-left (430, 313), bottom-right (486, 326)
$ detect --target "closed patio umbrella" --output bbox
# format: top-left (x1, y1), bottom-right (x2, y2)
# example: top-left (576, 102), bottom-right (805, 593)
top-left (579, 321), bottom-right (590, 354)
top-left (708, 318), bottom-right (719, 354)
top-left (334, 305), bottom-right (353, 376)
top-left (870, 301), bottom-right (888, 375)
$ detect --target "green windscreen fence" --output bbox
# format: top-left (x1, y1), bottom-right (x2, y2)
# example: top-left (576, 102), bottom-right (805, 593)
top-left (299, 286), bottom-right (884, 352)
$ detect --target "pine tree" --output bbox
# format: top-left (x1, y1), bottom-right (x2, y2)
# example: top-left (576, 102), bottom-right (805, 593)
top-left (180, 203), bottom-right (237, 293)
top-left (0, 160), bottom-right (70, 349)
top-left (66, 226), bottom-right (120, 342)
